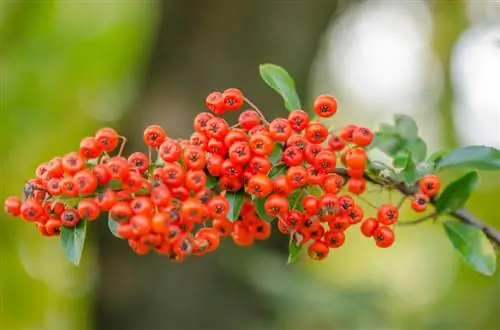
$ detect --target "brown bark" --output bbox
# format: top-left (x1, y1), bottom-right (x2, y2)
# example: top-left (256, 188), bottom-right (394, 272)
top-left (96, 1), bottom-right (338, 329)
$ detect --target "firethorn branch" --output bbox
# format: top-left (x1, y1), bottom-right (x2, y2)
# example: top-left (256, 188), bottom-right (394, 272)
top-left (339, 168), bottom-right (500, 246)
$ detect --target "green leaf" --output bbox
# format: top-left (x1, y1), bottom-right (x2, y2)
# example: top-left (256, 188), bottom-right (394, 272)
top-left (372, 133), bottom-right (405, 157)
top-left (305, 185), bottom-right (323, 198)
top-left (394, 114), bottom-right (418, 140)
top-left (427, 149), bottom-right (449, 164)
top-left (226, 190), bottom-right (245, 222)
top-left (108, 215), bottom-right (122, 239)
top-left (392, 151), bottom-right (409, 168)
top-left (443, 221), bottom-right (496, 276)
top-left (436, 171), bottom-right (480, 214)
top-left (436, 146), bottom-right (500, 171)
top-left (60, 220), bottom-right (87, 266)
top-left (268, 164), bottom-right (288, 179)
top-left (205, 174), bottom-right (217, 189)
top-left (253, 197), bottom-right (275, 222)
top-left (400, 151), bottom-right (417, 185)
top-left (268, 143), bottom-right (283, 165)
top-left (259, 64), bottom-right (301, 112)
top-left (287, 235), bottom-right (303, 265)
top-left (407, 138), bottom-right (427, 163)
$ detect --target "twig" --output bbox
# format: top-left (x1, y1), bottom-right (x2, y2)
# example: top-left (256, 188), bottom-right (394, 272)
top-left (398, 213), bottom-right (436, 226)
top-left (332, 167), bottom-right (500, 245)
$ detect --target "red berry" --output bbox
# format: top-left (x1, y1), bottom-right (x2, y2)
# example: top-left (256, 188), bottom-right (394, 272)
top-left (420, 174), bottom-right (440, 197)
top-left (143, 125), bottom-right (166, 147)
top-left (238, 110), bottom-right (261, 130)
top-left (313, 95), bottom-right (337, 118)
top-left (206, 92), bottom-right (225, 114)
top-left (373, 226), bottom-right (395, 248)
top-left (360, 217), bottom-right (379, 237)
top-left (308, 240), bottom-right (330, 260)
top-left (223, 88), bottom-right (244, 111)
top-left (377, 204), bottom-right (399, 225)
top-left (288, 109), bottom-right (310, 131)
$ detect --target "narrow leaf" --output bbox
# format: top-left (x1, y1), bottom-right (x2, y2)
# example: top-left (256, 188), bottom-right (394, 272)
top-left (60, 220), bottom-right (87, 266)
top-left (436, 146), bottom-right (500, 171)
top-left (394, 114), bottom-right (418, 140)
top-left (287, 235), bottom-right (303, 265)
top-left (443, 220), bottom-right (496, 276)
top-left (268, 164), bottom-right (288, 179)
top-left (108, 215), bottom-right (122, 239)
top-left (268, 143), bottom-right (283, 165)
top-left (226, 190), bottom-right (245, 222)
top-left (253, 197), bottom-right (275, 222)
top-left (259, 64), bottom-right (301, 111)
top-left (436, 171), bottom-right (479, 214)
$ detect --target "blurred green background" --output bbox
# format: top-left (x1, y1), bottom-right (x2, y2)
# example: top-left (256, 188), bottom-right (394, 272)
top-left (1, 1), bottom-right (499, 330)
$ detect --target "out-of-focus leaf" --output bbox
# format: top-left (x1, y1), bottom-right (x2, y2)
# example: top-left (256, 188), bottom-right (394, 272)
top-left (108, 215), bottom-right (122, 239)
top-left (443, 220), bottom-right (496, 276)
top-left (436, 146), bottom-right (500, 171)
top-left (394, 114), bottom-right (418, 140)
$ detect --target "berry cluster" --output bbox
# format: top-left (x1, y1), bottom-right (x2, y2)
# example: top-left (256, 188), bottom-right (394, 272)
top-left (3, 88), bottom-right (441, 263)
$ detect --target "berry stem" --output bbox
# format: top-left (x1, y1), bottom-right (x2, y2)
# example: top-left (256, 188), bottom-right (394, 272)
top-left (243, 97), bottom-right (270, 125)
top-left (354, 195), bottom-right (378, 211)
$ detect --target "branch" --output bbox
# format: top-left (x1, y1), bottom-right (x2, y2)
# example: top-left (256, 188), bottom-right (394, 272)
top-left (333, 168), bottom-right (500, 246)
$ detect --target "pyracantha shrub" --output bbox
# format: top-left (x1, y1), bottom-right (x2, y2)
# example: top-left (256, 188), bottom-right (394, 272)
top-left (4, 64), bottom-right (500, 275)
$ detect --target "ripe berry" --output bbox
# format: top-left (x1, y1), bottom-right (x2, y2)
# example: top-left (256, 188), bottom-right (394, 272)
top-left (347, 178), bottom-right (366, 195)
top-left (247, 174), bottom-right (273, 198)
top-left (238, 110), bottom-right (261, 130)
top-left (360, 217), bottom-right (379, 237)
top-left (250, 221), bottom-right (272, 240)
top-left (269, 118), bottom-right (292, 142)
top-left (314, 150), bottom-right (336, 173)
top-left (339, 124), bottom-right (357, 142)
top-left (373, 226), bottom-right (395, 248)
top-left (193, 112), bottom-right (214, 133)
top-left (286, 166), bottom-right (308, 188)
top-left (411, 193), bottom-right (429, 213)
top-left (323, 173), bottom-right (343, 194)
top-left (264, 194), bottom-right (289, 217)
top-left (304, 122), bottom-right (328, 144)
top-left (206, 92), bottom-right (225, 114)
top-left (79, 137), bottom-right (102, 159)
top-left (328, 135), bottom-right (345, 151)
top-left (207, 196), bottom-right (230, 218)
top-left (77, 199), bottom-right (100, 221)
top-left (308, 240), bottom-right (330, 260)
top-left (377, 204), bottom-right (399, 225)
top-left (249, 133), bottom-right (274, 156)
top-left (273, 176), bottom-right (292, 196)
top-left (128, 152), bottom-right (149, 173)
top-left (324, 230), bottom-right (345, 248)
top-left (313, 95), bottom-right (337, 118)
top-left (206, 118), bottom-right (230, 140)
top-left (4, 196), bottom-right (22, 217)
top-left (288, 109), bottom-right (310, 131)
top-left (143, 125), bottom-right (166, 147)
top-left (60, 208), bottom-right (80, 228)
top-left (282, 146), bottom-right (303, 166)
top-left (352, 127), bottom-right (374, 147)
top-left (61, 152), bottom-right (85, 175)
top-left (94, 127), bottom-right (119, 152)
top-left (232, 222), bottom-right (254, 246)
top-left (223, 88), bottom-right (244, 111)
top-left (420, 174), bottom-right (440, 197)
